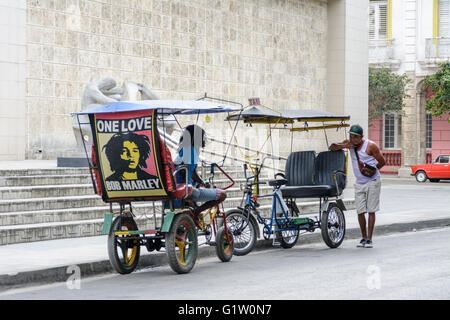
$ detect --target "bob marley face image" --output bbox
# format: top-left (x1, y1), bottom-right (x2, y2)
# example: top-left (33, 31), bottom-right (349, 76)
top-left (102, 132), bottom-right (158, 181)
top-left (121, 140), bottom-right (140, 170)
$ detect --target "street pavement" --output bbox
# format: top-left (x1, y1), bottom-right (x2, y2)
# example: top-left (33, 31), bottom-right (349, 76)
top-left (0, 174), bottom-right (449, 292)
top-left (1, 227), bottom-right (449, 299)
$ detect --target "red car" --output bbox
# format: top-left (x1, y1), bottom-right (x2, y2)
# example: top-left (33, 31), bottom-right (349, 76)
top-left (411, 154), bottom-right (450, 182)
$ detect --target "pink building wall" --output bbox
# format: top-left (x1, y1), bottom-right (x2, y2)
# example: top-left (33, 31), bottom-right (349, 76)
top-left (368, 117), bottom-right (383, 148)
top-left (431, 114), bottom-right (450, 160)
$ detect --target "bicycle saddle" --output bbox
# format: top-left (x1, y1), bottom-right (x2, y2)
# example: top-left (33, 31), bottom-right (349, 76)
top-left (268, 178), bottom-right (288, 187)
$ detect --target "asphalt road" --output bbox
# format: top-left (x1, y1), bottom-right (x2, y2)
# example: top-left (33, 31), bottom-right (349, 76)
top-left (1, 226), bottom-right (449, 300)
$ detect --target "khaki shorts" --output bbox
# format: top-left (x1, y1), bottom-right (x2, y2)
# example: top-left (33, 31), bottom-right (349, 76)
top-left (354, 178), bottom-right (381, 214)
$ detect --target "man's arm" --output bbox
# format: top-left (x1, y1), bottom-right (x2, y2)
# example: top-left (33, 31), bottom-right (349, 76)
top-left (329, 139), bottom-right (353, 151)
top-left (367, 143), bottom-right (386, 170)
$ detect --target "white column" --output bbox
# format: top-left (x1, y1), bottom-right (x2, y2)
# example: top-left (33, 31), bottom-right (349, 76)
top-left (327, 0), bottom-right (369, 188)
top-left (0, 0), bottom-right (26, 160)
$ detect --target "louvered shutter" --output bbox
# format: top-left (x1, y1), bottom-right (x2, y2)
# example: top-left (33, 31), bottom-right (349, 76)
top-left (369, 6), bottom-right (376, 40)
top-left (440, 0), bottom-right (450, 37)
top-left (378, 3), bottom-right (388, 39)
top-left (369, 1), bottom-right (388, 40)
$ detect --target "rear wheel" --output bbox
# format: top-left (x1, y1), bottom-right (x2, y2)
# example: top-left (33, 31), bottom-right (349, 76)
top-left (321, 203), bottom-right (346, 248)
top-left (225, 209), bottom-right (257, 256)
top-left (215, 226), bottom-right (234, 262)
top-left (165, 213), bottom-right (198, 274)
top-left (415, 171), bottom-right (427, 183)
top-left (108, 216), bottom-right (140, 274)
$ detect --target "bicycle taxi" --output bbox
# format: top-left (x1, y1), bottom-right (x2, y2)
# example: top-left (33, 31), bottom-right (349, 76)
top-left (74, 97), bottom-right (243, 274)
top-left (225, 104), bottom-right (351, 255)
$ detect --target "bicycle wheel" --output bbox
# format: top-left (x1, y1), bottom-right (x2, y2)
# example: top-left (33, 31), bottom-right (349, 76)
top-left (107, 216), bottom-right (140, 274)
top-left (215, 226), bottom-right (234, 262)
top-left (225, 209), bottom-right (257, 256)
top-left (321, 202), bottom-right (346, 248)
top-left (165, 212), bottom-right (198, 274)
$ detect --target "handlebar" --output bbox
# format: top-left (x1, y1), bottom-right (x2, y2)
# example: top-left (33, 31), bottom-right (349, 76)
top-left (212, 163), bottom-right (235, 190)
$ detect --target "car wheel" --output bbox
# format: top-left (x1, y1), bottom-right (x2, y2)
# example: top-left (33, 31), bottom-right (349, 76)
top-left (415, 171), bottom-right (427, 183)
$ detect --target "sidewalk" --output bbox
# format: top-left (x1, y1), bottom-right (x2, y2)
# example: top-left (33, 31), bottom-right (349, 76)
top-left (0, 168), bottom-right (449, 289)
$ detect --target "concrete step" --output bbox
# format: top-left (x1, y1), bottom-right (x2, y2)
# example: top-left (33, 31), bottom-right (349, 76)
top-left (0, 216), bottom-right (155, 246)
top-left (0, 181), bottom-right (274, 200)
top-left (0, 184), bottom-right (96, 200)
top-left (0, 195), bottom-right (103, 213)
top-left (0, 168), bottom-right (90, 177)
top-left (0, 170), bottom-right (247, 187)
top-left (0, 174), bottom-right (92, 187)
top-left (0, 203), bottom-right (162, 226)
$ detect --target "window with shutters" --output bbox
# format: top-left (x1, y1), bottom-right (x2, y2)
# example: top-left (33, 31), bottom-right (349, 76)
top-left (439, 0), bottom-right (450, 37)
top-left (383, 113), bottom-right (402, 149)
top-left (369, 1), bottom-right (388, 41)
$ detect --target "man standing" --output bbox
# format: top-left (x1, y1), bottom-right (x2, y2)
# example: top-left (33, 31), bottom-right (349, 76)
top-left (330, 124), bottom-right (385, 248)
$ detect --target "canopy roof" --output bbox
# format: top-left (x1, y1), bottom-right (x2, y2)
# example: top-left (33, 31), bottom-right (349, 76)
top-left (226, 106), bottom-right (350, 131)
top-left (75, 100), bottom-right (242, 115)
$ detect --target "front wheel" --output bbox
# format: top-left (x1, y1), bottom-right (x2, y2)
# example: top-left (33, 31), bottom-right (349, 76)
top-left (321, 203), bottom-right (346, 248)
top-left (415, 171), bottom-right (427, 183)
top-left (225, 209), bottom-right (257, 256)
top-left (165, 212), bottom-right (198, 274)
top-left (215, 226), bottom-right (234, 262)
top-left (107, 216), bottom-right (140, 274)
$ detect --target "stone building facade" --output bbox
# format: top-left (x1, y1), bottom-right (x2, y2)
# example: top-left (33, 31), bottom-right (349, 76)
top-left (0, 0), bottom-right (368, 162)
top-left (368, 0), bottom-right (450, 175)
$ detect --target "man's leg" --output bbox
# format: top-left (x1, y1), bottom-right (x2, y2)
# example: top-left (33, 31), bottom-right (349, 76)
top-left (367, 212), bottom-right (375, 240)
top-left (358, 212), bottom-right (368, 239)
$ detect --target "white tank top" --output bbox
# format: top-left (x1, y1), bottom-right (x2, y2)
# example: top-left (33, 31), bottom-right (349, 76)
top-left (349, 139), bottom-right (380, 184)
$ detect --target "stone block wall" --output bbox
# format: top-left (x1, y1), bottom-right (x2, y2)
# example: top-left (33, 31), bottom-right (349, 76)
top-left (25, 0), bottom-right (328, 159)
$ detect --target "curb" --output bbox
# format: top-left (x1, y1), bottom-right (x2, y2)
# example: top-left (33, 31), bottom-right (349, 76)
top-left (1, 218), bottom-right (450, 290)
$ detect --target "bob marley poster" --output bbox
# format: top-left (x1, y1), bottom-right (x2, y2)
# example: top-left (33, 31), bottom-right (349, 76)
top-left (89, 109), bottom-right (169, 201)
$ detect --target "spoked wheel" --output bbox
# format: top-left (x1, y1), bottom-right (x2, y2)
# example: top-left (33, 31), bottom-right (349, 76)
top-left (165, 213), bottom-right (198, 274)
top-left (225, 209), bottom-right (257, 256)
top-left (321, 202), bottom-right (346, 248)
top-left (215, 226), bottom-right (234, 262)
top-left (107, 216), bottom-right (141, 274)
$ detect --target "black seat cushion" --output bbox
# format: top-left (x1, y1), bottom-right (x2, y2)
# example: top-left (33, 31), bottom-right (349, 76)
top-left (280, 150), bottom-right (346, 199)
top-left (285, 151), bottom-right (316, 186)
top-left (281, 185), bottom-right (336, 198)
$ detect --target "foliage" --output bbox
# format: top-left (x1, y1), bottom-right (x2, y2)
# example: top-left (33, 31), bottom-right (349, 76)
top-left (368, 67), bottom-right (410, 124)
top-left (423, 62), bottom-right (450, 121)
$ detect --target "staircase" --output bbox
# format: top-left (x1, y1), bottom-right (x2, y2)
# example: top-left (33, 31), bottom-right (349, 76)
top-left (0, 131), bottom-right (355, 246)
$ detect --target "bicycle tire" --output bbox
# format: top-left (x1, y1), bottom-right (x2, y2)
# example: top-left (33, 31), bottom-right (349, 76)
top-left (225, 209), bottom-right (257, 256)
top-left (165, 212), bottom-right (198, 274)
top-left (107, 216), bottom-right (140, 274)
